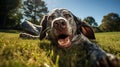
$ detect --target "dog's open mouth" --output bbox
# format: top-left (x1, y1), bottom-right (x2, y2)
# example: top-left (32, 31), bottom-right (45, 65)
top-left (57, 34), bottom-right (71, 48)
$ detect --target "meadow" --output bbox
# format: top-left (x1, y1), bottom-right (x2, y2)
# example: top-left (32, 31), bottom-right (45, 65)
top-left (0, 30), bottom-right (120, 67)
top-left (95, 32), bottom-right (120, 57)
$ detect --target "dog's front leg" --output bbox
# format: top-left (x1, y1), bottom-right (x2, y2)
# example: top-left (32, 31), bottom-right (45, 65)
top-left (72, 34), bottom-right (120, 67)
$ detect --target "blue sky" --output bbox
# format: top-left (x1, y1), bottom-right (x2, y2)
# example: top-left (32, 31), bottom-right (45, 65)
top-left (44, 0), bottom-right (120, 25)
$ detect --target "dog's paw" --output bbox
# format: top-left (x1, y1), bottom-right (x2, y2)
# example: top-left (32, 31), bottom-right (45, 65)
top-left (19, 33), bottom-right (39, 39)
top-left (94, 53), bottom-right (120, 67)
top-left (19, 33), bottom-right (30, 39)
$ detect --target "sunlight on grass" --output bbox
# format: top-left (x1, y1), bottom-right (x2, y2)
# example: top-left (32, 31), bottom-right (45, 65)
top-left (0, 32), bottom-right (120, 67)
top-left (95, 32), bottom-right (120, 57)
top-left (0, 32), bottom-right (54, 67)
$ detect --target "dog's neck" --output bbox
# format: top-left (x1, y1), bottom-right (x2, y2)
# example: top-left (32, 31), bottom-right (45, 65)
top-left (72, 34), bottom-right (91, 44)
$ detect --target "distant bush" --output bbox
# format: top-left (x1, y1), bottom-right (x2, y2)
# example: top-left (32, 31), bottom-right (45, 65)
top-left (0, 29), bottom-right (19, 33)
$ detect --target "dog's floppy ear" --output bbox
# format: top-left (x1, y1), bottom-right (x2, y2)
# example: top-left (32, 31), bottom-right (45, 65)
top-left (39, 15), bottom-right (48, 40)
top-left (80, 21), bottom-right (96, 39)
top-left (73, 15), bottom-right (95, 39)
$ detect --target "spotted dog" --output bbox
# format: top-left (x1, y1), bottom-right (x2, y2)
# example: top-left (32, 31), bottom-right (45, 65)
top-left (39, 8), bottom-right (120, 67)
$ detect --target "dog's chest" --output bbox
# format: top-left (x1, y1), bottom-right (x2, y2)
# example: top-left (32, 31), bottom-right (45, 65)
top-left (50, 43), bottom-right (90, 67)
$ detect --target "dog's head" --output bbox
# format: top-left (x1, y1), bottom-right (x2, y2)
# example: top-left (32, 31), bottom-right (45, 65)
top-left (40, 8), bottom-right (95, 48)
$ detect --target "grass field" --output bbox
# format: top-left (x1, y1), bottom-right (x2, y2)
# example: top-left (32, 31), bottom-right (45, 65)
top-left (0, 31), bottom-right (54, 67)
top-left (95, 32), bottom-right (120, 57)
top-left (0, 31), bottom-right (120, 67)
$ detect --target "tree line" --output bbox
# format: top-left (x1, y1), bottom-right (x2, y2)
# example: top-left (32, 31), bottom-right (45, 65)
top-left (0, 0), bottom-right (48, 29)
top-left (83, 13), bottom-right (120, 32)
top-left (0, 0), bottom-right (120, 32)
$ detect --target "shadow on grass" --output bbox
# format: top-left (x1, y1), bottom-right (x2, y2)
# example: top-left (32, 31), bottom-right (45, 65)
top-left (0, 29), bottom-right (20, 33)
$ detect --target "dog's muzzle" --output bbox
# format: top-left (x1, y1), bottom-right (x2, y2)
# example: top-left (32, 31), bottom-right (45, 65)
top-left (52, 17), bottom-right (68, 30)
top-left (52, 17), bottom-right (72, 48)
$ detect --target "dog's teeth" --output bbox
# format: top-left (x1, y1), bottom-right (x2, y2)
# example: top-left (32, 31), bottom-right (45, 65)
top-left (58, 37), bottom-right (71, 48)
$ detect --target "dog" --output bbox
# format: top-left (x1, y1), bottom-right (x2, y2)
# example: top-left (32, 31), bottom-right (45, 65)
top-left (20, 10), bottom-right (95, 40)
top-left (39, 9), bottom-right (95, 40)
top-left (39, 8), bottom-right (120, 67)
top-left (19, 8), bottom-right (120, 67)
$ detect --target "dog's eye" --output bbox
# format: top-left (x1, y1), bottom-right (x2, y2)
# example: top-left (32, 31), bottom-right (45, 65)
top-left (49, 16), bottom-right (55, 21)
top-left (64, 14), bottom-right (71, 19)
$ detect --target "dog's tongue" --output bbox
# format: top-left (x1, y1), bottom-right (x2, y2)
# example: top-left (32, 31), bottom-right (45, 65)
top-left (58, 37), bottom-right (71, 48)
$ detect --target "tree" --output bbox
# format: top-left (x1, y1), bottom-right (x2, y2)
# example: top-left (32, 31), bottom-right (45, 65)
top-left (22, 0), bottom-right (48, 25)
top-left (0, 0), bottom-right (22, 29)
top-left (99, 13), bottom-right (120, 32)
top-left (7, 9), bottom-right (22, 29)
top-left (83, 16), bottom-right (98, 27)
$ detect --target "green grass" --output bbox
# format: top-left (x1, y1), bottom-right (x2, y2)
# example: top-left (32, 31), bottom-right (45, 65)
top-left (95, 32), bottom-right (120, 58)
top-left (0, 31), bottom-right (120, 67)
top-left (0, 32), bottom-right (54, 67)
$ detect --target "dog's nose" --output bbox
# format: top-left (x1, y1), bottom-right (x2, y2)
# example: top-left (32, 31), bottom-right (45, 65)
top-left (53, 19), bottom-right (67, 29)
